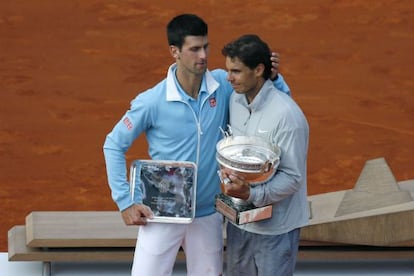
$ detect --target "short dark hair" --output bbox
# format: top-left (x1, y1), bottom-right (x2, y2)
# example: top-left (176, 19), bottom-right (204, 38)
top-left (167, 14), bottom-right (208, 49)
top-left (222, 34), bottom-right (272, 80)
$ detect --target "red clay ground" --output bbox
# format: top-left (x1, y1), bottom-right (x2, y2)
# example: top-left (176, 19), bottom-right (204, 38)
top-left (1, 1), bottom-right (413, 251)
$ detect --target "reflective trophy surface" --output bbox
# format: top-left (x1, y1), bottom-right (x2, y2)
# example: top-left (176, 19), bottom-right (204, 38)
top-left (215, 126), bottom-right (281, 224)
top-left (129, 160), bottom-right (197, 224)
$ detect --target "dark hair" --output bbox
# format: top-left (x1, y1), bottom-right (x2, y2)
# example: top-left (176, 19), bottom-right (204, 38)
top-left (167, 14), bottom-right (208, 49)
top-left (221, 34), bottom-right (272, 80)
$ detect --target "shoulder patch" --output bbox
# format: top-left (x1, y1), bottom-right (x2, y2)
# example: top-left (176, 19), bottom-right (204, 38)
top-left (123, 117), bottom-right (133, 130)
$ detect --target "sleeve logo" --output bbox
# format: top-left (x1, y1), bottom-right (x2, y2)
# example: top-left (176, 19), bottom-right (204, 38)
top-left (123, 117), bottom-right (133, 130)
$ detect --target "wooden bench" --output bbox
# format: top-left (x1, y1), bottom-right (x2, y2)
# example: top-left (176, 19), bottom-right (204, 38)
top-left (9, 211), bottom-right (186, 276)
top-left (8, 211), bottom-right (414, 276)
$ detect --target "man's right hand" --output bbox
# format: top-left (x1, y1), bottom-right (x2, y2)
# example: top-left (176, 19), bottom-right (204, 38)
top-left (121, 204), bottom-right (154, 225)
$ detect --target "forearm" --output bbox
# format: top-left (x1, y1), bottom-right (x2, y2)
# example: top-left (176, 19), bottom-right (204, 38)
top-left (103, 138), bottom-right (135, 211)
top-left (248, 170), bottom-right (300, 207)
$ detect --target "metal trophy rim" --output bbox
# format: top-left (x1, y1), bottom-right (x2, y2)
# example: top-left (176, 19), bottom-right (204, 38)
top-left (216, 126), bottom-right (281, 184)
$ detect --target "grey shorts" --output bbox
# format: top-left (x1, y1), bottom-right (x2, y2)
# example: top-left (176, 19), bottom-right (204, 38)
top-left (226, 223), bottom-right (300, 276)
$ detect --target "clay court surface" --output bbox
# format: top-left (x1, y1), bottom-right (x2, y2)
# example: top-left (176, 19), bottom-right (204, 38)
top-left (1, 1), bottom-right (413, 251)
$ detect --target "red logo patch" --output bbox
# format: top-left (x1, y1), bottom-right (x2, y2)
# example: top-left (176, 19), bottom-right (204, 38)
top-left (123, 117), bottom-right (133, 130)
top-left (209, 97), bottom-right (216, 107)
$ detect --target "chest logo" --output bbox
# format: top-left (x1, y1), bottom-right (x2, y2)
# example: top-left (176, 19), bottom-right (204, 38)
top-left (209, 97), bottom-right (217, 107)
top-left (257, 129), bottom-right (269, 134)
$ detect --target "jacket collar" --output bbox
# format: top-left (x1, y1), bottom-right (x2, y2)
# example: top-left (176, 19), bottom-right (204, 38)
top-left (166, 63), bottom-right (220, 101)
top-left (234, 80), bottom-right (274, 112)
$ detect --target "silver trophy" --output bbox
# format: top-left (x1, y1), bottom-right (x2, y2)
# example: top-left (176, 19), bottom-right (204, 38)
top-left (215, 126), bottom-right (281, 224)
top-left (130, 160), bottom-right (197, 224)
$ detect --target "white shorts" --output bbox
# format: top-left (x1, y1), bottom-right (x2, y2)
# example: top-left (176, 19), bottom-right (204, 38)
top-left (131, 212), bottom-right (224, 276)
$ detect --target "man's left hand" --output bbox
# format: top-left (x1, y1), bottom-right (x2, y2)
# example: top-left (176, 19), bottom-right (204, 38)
top-left (270, 52), bottom-right (280, 81)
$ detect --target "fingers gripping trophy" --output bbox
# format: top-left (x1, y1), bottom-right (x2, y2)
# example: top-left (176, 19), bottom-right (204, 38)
top-left (215, 126), bottom-right (281, 224)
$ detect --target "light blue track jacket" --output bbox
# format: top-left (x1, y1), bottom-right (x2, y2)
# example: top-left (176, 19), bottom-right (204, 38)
top-left (103, 64), bottom-right (290, 218)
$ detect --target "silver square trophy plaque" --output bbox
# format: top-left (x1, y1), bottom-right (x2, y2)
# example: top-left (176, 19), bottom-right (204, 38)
top-left (129, 160), bottom-right (197, 224)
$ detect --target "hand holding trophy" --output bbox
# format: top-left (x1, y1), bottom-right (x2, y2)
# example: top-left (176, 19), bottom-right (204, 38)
top-left (215, 126), bottom-right (281, 224)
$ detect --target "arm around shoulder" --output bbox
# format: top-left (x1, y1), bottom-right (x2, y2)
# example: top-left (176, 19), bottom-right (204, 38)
top-left (272, 73), bottom-right (291, 96)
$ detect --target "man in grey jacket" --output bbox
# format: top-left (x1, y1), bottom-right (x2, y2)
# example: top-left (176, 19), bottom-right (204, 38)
top-left (219, 34), bottom-right (310, 276)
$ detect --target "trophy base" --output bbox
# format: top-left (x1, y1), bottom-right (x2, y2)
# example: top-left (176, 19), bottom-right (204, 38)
top-left (215, 193), bottom-right (272, 225)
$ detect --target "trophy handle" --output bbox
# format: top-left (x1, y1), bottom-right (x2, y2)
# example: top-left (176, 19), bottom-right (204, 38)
top-left (261, 159), bottom-right (280, 173)
top-left (261, 160), bottom-right (271, 173)
top-left (219, 125), bottom-right (233, 138)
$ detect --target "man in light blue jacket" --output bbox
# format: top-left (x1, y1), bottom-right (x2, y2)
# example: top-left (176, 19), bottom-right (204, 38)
top-left (220, 34), bottom-right (309, 276)
top-left (103, 14), bottom-right (290, 276)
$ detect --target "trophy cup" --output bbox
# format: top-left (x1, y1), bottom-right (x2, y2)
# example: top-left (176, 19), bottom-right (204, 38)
top-left (215, 126), bottom-right (281, 224)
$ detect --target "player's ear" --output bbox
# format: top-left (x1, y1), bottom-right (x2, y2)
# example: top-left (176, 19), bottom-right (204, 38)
top-left (169, 45), bottom-right (180, 59)
top-left (255, 63), bottom-right (265, 77)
